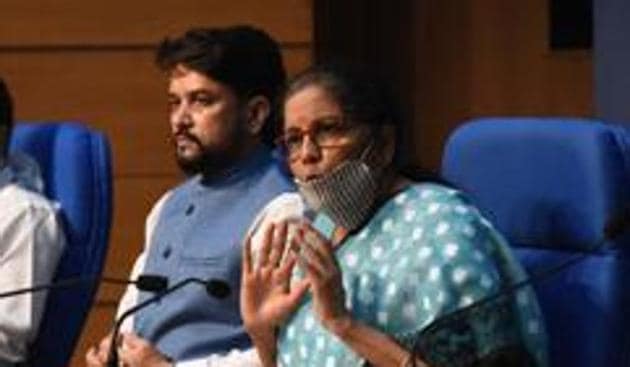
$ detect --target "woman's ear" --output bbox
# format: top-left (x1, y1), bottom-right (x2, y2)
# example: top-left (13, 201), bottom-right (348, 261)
top-left (244, 95), bottom-right (271, 136)
top-left (379, 124), bottom-right (397, 167)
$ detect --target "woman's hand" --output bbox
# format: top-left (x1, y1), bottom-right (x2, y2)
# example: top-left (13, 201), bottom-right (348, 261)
top-left (241, 221), bottom-right (310, 338)
top-left (292, 223), bottom-right (352, 336)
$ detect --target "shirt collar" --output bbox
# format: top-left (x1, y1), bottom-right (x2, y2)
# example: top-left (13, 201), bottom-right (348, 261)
top-left (0, 152), bottom-right (44, 193)
top-left (199, 145), bottom-right (273, 188)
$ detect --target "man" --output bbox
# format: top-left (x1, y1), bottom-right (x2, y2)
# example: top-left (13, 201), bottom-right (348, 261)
top-left (0, 78), bottom-right (66, 366)
top-left (86, 26), bottom-right (293, 366)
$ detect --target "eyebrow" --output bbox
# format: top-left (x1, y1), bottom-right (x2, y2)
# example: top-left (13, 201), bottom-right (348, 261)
top-left (284, 115), bottom-right (345, 132)
top-left (314, 115), bottom-right (343, 123)
top-left (168, 88), bottom-right (216, 97)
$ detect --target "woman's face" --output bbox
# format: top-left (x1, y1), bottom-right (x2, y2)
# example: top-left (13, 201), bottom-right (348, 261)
top-left (282, 85), bottom-right (370, 181)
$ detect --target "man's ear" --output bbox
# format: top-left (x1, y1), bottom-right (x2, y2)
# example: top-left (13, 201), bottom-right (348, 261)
top-left (244, 95), bottom-right (271, 135)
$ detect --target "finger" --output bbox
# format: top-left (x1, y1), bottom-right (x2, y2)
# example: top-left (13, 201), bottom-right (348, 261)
top-left (112, 332), bottom-right (124, 349)
top-left (257, 223), bottom-right (275, 268)
top-left (293, 237), bottom-right (326, 278)
top-left (268, 221), bottom-right (288, 267)
top-left (295, 230), bottom-right (329, 273)
top-left (277, 250), bottom-right (297, 279)
top-left (301, 222), bottom-right (332, 249)
top-left (99, 334), bottom-right (112, 351)
top-left (116, 333), bottom-right (127, 357)
top-left (117, 333), bottom-right (138, 358)
top-left (300, 224), bottom-right (335, 266)
top-left (117, 350), bottom-right (131, 366)
top-left (120, 332), bottom-right (145, 348)
top-left (119, 332), bottom-right (131, 345)
top-left (85, 347), bottom-right (100, 366)
top-left (92, 343), bottom-right (108, 364)
top-left (275, 251), bottom-right (298, 292)
top-left (288, 278), bottom-right (310, 303)
top-left (242, 234), bottom-right (253, 275)
top-left (301, 243), bottom-right (328, 276)
top-left (95, 335), bottom-right (112, 362)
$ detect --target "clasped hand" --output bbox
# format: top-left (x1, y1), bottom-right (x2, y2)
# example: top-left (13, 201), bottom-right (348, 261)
top-left (85, 332), bottom-right (172, 367)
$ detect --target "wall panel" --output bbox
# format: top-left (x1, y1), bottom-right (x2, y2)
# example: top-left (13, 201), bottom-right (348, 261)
top-left (0, 2), bottom-right (312, 365)
top-left (1, 46), bottom-right (312, 177)
top-left (0, 0), bottom-right (311, 46)
top-left (414, 0), bottom-right (592, 170)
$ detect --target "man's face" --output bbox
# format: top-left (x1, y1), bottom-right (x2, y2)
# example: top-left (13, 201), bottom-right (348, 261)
top-left (167, 65), bottom-right (246, 175)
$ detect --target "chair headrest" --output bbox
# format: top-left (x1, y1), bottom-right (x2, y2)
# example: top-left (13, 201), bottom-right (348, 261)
top-left (442, 118), bottom-right (630, 251)
top-left (10, 122), bottom-right (112, 260)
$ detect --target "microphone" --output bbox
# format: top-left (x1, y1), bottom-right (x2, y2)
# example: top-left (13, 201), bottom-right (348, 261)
top-left (411, 209), bottom-right (630, 366)
top-left (106, 277), bottom-right (230, 367)
top-left (0, 274), bottom-right (168, 299)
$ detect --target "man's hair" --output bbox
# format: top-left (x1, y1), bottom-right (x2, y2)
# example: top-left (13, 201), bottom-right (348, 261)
top-left (0, 78), bottom-right (13, 157)
top-left (155, 25), bottom-right (286, 145)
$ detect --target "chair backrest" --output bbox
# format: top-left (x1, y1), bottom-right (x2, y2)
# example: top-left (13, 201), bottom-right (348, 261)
top-left (9, 122), bottom-right (113, 367)
top-left (441, 118), bottom-right (630, 367)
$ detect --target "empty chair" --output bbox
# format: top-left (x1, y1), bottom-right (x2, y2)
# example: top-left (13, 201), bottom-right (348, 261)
top-left (9, 122), bottom-right (112, 367)
top-left (441, 118), bottom-right (630, 367)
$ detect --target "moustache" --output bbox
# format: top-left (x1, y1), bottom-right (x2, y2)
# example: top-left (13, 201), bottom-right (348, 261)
top-left (168, 131), bottom-right (201, 146)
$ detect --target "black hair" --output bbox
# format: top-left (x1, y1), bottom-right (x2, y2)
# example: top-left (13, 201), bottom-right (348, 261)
top-left (0, 78), bottom-right (13, 158)
top-left (283, 64), bottom-right (448, 184)
top-left (285, 64), bottom-right (398, 132)
top-left (155, 25), bottom-right (286, 145)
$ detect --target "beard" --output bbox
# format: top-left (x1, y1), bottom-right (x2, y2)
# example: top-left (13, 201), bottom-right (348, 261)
top-left (172, 127), bottom-right (246, 178)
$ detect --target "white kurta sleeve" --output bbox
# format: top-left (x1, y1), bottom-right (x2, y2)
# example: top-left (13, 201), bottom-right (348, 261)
top-left (115, 191), bottom-right (172, 332)
top-left (0, 197), bottom-right (65, 362)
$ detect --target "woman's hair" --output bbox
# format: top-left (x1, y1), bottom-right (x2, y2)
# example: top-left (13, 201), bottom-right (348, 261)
top-left (284, 64), bottom-right (398, 132)
top-left (282, 64), bottom-right (447, 184)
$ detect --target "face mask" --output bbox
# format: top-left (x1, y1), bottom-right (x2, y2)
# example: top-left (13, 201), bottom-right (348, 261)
top-left (295, 142), bottom-right (384, 231)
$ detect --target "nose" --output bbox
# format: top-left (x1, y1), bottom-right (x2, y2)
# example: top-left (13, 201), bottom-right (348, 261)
top-left (170, 103), bottom-right (193, 132)
top-left (298, 134), bottom-right (322, 163)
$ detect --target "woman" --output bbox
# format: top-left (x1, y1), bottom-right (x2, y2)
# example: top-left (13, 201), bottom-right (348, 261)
top-left (240, 66), bottom-right (548, 367)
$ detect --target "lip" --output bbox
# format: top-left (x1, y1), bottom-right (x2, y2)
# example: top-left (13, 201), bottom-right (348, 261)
top-left (301, 173), bottom-right (322, 181)
top-left (173, 133), bottom-right (199, 145)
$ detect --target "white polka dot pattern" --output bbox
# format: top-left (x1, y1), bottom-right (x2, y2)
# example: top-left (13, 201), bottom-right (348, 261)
top-left (276, 184), bottom-right (548, 367)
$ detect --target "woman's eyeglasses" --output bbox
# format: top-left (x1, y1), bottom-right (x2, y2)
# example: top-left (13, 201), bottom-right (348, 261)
top-left (276, 118), bottom-right (366, 160)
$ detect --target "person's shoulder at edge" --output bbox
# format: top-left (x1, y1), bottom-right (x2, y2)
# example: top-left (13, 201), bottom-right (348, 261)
top-left (397, 182), bottom-right (501, 243)
top-left (1, 183), bottom-right (56, 214)
top-left (145, 175), bottom-right (201, 224)
top-left (257, 147), bottom-right (295, 193)
top-left (405, 182), bottom-right (485, 217)
top-left (1, 152), bottom-right (59, 215)
top-left (406, 181), bottom-right (463, 200)
top-left (247, 192), bottom-right (305, 235)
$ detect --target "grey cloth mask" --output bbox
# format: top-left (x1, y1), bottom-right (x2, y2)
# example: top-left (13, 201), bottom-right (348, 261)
top-left (295, 143), bottom-right (384, 231)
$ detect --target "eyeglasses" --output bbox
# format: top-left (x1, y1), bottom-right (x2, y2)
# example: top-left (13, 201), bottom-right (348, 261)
top-left (276, 118), bottom-right (366, 160)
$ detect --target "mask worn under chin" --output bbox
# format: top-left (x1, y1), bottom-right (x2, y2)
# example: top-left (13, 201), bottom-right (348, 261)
top-left (295, 143), bottom-right (384, 232)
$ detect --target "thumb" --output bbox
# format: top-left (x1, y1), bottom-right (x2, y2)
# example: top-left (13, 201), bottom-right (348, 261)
top-left (289, 278), bottom-right (310, 303)
top-left (120, 332), bottom-right (143, 349)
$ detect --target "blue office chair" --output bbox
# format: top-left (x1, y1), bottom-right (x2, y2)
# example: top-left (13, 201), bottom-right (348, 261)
top-left (9, 122), bottom-right (113, 367)
top-left (441, 118), bottom-right (630, 367)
